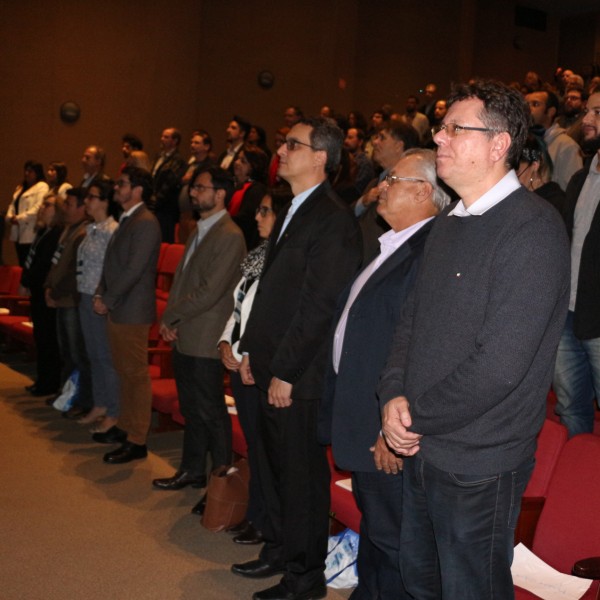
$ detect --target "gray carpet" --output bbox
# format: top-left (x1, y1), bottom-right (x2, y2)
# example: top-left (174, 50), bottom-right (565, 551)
top-left (0, 353), bottom-right (352, 600)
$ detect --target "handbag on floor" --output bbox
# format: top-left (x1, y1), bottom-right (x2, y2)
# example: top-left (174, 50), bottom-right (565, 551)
top-left (201, 458), bottom-right (249, 532)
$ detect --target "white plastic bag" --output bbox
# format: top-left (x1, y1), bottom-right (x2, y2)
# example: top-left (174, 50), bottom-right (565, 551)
top-left (52, 370), bottom-right (79, 412)
top-left (325, 528), bottom-right (359, 589)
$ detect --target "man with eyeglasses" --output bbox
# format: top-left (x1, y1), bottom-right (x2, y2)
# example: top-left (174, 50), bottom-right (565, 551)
top-left (553, 91), bottom-right (600, 439)
top-left (93, 167), bottom-right (161, 464)
top-left (321, 148), bottom-right (449, 600)
top-left (525, 90), bottom-right (583, 191)
top-left (353, 120), bottom-right (420, 261)
top-left (379, 80), bottom-right (570, 598)
top-left (557, 85), bottom-right (588, 147)
top-left (153, 166), bottom-right (245, 507)
top-left (232, 117), bottom-right (361, 600)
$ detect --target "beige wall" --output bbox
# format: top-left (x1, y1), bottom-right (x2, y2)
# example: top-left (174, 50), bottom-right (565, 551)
top-left (1, 0), bottom-right (600, 263)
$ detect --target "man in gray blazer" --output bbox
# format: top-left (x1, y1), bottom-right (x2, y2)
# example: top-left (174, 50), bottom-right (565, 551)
top-left (153, 166), bottom-right (246, 500)
top-left (93, 167), bottom-right (162, 464)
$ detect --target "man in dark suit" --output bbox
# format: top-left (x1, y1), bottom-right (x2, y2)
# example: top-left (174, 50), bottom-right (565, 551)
top-left (231, 118), bottom-right (362, 600)
top-left (152, 166), bottom-right (246, 500)
top-left (320, 149), bottom-right (449, 599)
top-left (151, 127), bottom-right (186, 242)
top-left (93, 166), bottom-right (162, 464)
top-left (217, 115), bottom-right (251, 175)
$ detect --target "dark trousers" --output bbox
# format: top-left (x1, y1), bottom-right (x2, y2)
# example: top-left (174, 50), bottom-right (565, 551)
top-left (400, 455), bottom-right (534, 599)
top-left (29, 289), bottom-right (61, 391)
top-left (230, 371), bottom-right (265, 529)
top-left (173, 349), bottom-right (231, 482)
top-left (350, 470), bottom-right (408, 600)
top-left (15, 243), bottom-right (31, 268)
top-left (56, 306), bottom-right (93, 411)
top-left (257, 392), bottom-right (330, 595)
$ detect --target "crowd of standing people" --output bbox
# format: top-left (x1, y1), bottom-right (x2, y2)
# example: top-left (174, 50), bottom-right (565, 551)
top-left (3, 65), bottom-right (600, 599)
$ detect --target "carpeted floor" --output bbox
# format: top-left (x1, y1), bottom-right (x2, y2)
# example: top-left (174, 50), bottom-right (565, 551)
top-left (0, 351), bottom-right (352, 600)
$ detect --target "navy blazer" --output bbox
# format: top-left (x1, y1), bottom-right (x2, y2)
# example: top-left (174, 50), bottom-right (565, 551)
top-left (240, 180), bottom-right (362, 399)
top-left (319, 219), bottom-right (434, 472)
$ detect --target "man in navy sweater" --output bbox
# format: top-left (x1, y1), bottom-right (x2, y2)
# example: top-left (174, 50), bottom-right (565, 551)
top-left (379, 81), bottom-right (570, 598)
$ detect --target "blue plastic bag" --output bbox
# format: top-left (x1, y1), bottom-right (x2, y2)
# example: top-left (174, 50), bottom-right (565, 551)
top-left (325, 528), bottom-right (359, 589)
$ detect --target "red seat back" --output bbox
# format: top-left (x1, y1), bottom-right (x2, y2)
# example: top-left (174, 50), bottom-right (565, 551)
top-left (532, 434), bottom-right (600, 574)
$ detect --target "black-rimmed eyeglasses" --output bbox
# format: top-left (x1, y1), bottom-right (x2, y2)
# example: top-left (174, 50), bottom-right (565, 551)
top-left (284, 138), bottom-right (317, 151)
top-left (432, 123), bottom-right (500, 138)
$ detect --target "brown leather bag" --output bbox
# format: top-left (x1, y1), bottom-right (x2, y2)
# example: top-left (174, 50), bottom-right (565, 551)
top-left (201, 459), bottom-right (250, 532)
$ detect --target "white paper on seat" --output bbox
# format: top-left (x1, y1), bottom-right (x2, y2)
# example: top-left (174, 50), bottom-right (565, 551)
top-left (511, 543), bottom-right (592, 599)
top-left (335, 478), bottom-right (353, 492)
top-left (0, 308), bottom-right (9, 315)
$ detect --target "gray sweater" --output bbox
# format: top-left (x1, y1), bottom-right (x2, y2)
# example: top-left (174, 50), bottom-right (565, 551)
top-left (378, 187), bottom-right (570, 474)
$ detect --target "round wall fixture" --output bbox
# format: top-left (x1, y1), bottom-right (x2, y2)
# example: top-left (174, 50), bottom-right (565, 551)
top-left (60, 101), bottom-right (81, 123)
top-left (257, 70), bottom-right (274, 90)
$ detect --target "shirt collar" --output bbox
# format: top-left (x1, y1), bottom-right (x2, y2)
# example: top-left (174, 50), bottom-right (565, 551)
top-left (197, 209), bottom-right (226, 233)
top-left (448, 170), bottom-right (520, 217)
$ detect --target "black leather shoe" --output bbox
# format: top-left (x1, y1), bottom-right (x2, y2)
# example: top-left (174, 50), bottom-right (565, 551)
top-left (62, 406), bottom-right (89, 419)
top-left (152, 471), bottom-right (206, 491)
top-left (92, 426), bottom-right (127, 444)
top-left (103, 442), bottom-right (147, 464)
top-left (233, 523), bottom-right (264, 545)
top-left (231, 559), bottom-right (285, 579)
top-left (226, 519), bottom-right (249, 534)
top-left (252, 582), bottom-right (327, 600)
top-left (190, 494), bottom-right (207, 516)
top-left (30, 386), bottom-right (59, 397)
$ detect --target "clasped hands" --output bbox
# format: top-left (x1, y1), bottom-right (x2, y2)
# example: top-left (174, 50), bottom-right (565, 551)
top-left (381, 395), bottom-right (422, 457)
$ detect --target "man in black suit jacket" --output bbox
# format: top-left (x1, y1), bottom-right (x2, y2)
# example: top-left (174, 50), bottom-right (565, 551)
top-left (320, 149), bottom-right (449, 599)
top-left (232, 118), bottom-right (362, 600)
top-left (151, 127), bottom-right (186, 242)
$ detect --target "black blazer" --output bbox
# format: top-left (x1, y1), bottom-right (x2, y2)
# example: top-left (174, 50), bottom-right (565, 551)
top-left (240, 180), bottom-right (362, 399)
top-left (319, 220), bottom-right (434, 472)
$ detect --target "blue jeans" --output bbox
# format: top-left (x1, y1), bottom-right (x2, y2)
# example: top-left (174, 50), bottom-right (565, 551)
top-left (350, 470), bottom-right (408, 600)
top-left (553, 311), bottom-right (600, 437)
top-left (400, 455), bottom-right (533, 600)
top-left (79, 294), bottom-right (120, 418)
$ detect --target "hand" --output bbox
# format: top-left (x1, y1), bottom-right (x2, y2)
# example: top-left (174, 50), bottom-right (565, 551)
top-left (239, 355), bottom-right (255, 385)
top-left (44, 288), bottom-right (57, 308)
top-left (371, 434), bottom-right (404, 474)
top-left (268, 377), bottom-right (292, 408)
top-left (219, 342), bottom-right (241, 371)
top-left (381, 396), bottom-right (422, 456)
top-left (18, 285), bottom-right (30, 297)
top-left (93, 296), bottom-right (108, 315)
top-left (159, 322), bottom-right (178, 342)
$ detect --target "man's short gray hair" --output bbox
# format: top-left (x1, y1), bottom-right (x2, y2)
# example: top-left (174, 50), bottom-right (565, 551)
top-left (402, 148), bottom-right (451, 212)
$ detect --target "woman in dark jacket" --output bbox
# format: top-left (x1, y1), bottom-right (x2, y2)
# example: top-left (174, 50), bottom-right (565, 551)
top-left (21, 194), bottom-right (64, 396)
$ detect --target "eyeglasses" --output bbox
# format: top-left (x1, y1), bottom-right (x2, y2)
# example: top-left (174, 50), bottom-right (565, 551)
top-left (115, 179), bottom-right (131, 188)
top-left (432, 123), bottom-right (500, 138)
top-left (284, 138), bottom-right (317, 151)
top-left (85, 193), bottom-right (102, 200)
top-left (191, 184), bottom-right (219, 192)
top-left (384, 174), bottom-right (426, 186)
top-left (255, 205), bottom-right (274, 217)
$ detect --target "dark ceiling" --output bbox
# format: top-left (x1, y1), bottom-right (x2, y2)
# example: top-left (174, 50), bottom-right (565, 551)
top-left (520, 0), bottom-right (600, 18)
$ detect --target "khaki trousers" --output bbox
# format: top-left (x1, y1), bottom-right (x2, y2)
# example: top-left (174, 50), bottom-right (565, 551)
top-left (107, 317), bottom-right (151, 445)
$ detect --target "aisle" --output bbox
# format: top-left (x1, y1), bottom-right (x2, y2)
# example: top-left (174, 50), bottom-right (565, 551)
top-left (0, 358), bottom-right (351, 600)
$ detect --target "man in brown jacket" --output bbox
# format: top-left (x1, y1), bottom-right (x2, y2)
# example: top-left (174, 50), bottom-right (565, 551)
top-left (153, 166), bottom-right (245, 506)
top-left (44, 187), bottom-right (92, 418)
